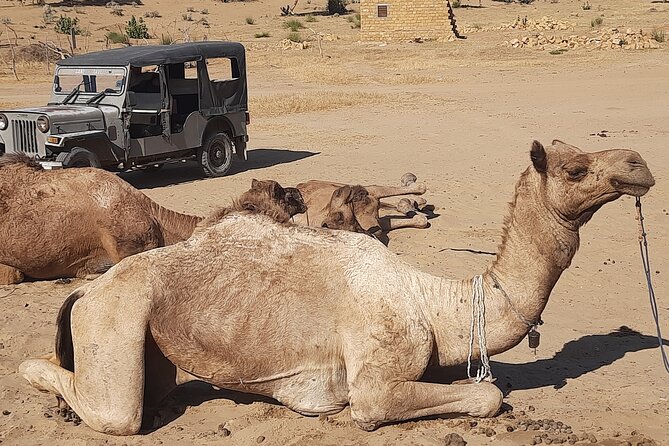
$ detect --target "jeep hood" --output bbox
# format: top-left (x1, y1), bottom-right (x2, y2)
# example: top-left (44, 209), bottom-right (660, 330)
top-left (3, 105), bottom-right (104, 123)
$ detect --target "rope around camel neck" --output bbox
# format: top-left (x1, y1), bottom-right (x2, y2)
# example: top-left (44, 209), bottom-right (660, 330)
top-left (467, 275), bottom-right (493, 382)
top-left (635, 197), bottom-right (669, 374)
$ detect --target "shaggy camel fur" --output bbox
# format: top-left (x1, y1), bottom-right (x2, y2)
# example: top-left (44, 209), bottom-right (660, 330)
top-left (19, 140), bottom-right (655, 435)
top-left (293, 173), bottom-right (429, 237)
top-left (0, 154), bottom-right (305, 285)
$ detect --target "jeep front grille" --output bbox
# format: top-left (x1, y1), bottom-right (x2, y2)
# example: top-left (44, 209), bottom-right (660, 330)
top-left (11, 119), bottom-right (38, 154)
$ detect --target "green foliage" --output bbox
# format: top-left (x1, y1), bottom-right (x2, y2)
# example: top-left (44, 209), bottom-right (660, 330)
top-left (305, 14), bottom-right (317, 22)
top-left (160, 33), bottom-right (176, 45)
top-left (283, 19), bottom-right (304, 31)
top-left (246, 17), bottom-right (255, 24)
top-left (287, 32), bottom-right (302, 42)
top-left (106, 30), bottom-right (129, 44)
top-left (452, 0), bottom-right (461, 8)
top-left (652, 28), bottom-right (665, 43)
top-left (590, 16), bottom-right (603, 27)
top-left (327, 0), bottom-right (347, 14)
top-left (347, 13), bottom-right (360, 29)
top-left (254, 31), bottom-right (271, 38)
top-left (126, 16), bottom-right (150, 39)
top-left (55, 15), bottom-right (81, 35)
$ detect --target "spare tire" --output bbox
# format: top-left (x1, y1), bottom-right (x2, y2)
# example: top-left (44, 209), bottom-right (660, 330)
top-left (56, 147), bottom-right (101, 168)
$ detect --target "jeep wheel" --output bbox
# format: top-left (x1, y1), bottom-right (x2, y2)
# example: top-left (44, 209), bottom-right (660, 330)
top-left (198, 133), bottom-right (233, 177)
top-left (56, 147), bottom-right (101, 168)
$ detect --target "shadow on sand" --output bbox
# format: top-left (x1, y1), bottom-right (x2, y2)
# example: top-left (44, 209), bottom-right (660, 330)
top-left (121, 148), bottom-right (318, 189)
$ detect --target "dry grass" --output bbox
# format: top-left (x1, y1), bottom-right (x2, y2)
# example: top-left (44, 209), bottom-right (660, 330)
top-left (250, 91), bottom-right (386, 118)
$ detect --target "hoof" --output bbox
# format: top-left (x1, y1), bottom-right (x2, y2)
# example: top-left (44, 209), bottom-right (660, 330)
top-left (400, 172), bottom-right (418, 187)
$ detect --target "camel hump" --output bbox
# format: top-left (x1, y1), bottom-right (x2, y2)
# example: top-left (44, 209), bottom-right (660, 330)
top-left (0, 153), bottom-right (43, 171)
top-left (55, 289), bottom-right (85, 372)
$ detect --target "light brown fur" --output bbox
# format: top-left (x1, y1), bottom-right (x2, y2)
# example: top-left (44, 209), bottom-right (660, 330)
top-left (19, 140), bottom-right (655, 435)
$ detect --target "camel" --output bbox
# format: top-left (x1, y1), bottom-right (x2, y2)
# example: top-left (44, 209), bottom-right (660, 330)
top-left (0, 154), bottom-right (305, 285)
top-left (294, 173), bottom-right (430, 237)
top-left (18, 140), bottom-right (655, 435)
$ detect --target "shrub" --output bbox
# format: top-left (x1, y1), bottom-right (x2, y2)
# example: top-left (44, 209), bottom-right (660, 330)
top-left (452, 0), bottom-right (461, 7)
top-left (186, 6), bottom-right (195, 12)
top-left (327, 0), bottom-right (347, 14)
top-left (651, 28), bottom-right (665, 43)
top-left (287, 32), bottom-right (303, 42)
top-left (106, 30), bottom-right (129, 44)
top-left (582, 2), bottom-right (591, 10)
top-left (110, 6), bottom-right (123, 16)
top-left (126, 16), bottom-right (150, 39)
top-left (144, 10), bottom-right (160, 18)
top-left (42, 5), bottom-right (55, 24)
top-left (182, 13), bottom-right (193, 21)
top-left (590, 16), bottom-right (603, 27)
top-left (246, 17), bottom-right (255, 24)
top-left (160, 33), bottom-right (176, 45)
top-left (305, 14), bottom-right (317, 22)
top-left (54, 15), bottom-right (81, 35)
top-left (254, 31), bottom-right (270, 38)
top-left (347, 13), bottom-right (360, 29)
top-left (201, 8), bottom-right (209, 14)
top-left (1, 17), bottom-right (12, 25)
top-left (283, 18), bottom-right (304, 31)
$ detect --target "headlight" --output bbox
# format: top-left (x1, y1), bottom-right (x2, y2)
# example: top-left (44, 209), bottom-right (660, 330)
top-left (36, 116), bottom-right (49, 133)
top-left (0, 114), bottom-right (7, 131)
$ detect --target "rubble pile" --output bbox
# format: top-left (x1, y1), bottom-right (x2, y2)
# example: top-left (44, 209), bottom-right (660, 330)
top-left (503, 27), bottom-right (662, 50)
top-left (463, 16), bottom-right (574, 33)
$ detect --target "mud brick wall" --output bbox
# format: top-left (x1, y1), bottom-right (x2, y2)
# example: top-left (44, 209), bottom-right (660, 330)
top-left (360, 0), bottom-right (456, 42)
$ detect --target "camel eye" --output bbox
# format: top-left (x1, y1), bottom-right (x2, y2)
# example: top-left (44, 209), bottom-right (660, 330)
top-left (566, 166), bottom-right (588, 181)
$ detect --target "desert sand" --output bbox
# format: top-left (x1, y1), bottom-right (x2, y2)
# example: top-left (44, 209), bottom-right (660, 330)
top-left (0, 0), bottom-right (667, 444)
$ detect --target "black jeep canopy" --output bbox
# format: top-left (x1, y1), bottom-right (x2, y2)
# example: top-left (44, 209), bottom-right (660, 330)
top-left (57, 42), bottom-right (248, 115)
top-left (57, 41), bottom-right (246, 68)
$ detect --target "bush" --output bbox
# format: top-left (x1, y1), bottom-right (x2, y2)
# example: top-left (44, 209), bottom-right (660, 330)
top-left (305, 14), bottom-right (317, 22)
top-left (110, 6), bottom-right (123, 16)
top-left (54, 15), bottom-right (81, 35)
top-left (287, 32), bottom-right (302, 42)
top-left (126, 16), bottom-right (150, 39)
top-left (186, 6), bottom-right (195, 12)
top-left (144, 10), bottom-right (160, 18)
top-left (201, 8), bottom-right (209, 14)
top-left (42, 5), bottom-right (55, 24)
top-left (590, 16), bottom-right (603, 27)
top-left (652, 28), bottom-right (665, 43)
top-left (582, 2), bottom-right (591, 10)
top-left (106, 30), bottom-right (129, 44)
top-left (283, 18), bottom-right (304, 31)
top-left (327, 0), bottom-right (347, 14)
top-left (452, 0), bottom-right (461, 7)
top-left (347, 13), bottom-right (360, 28)
top-left (254, 31), bottom-right (270, 38)
top-left (246, 17), bottom-right (255, 24)
top-left (160, 33), bottom-right (176, 45)
top-left (182, 13), bottom-right (193, 21)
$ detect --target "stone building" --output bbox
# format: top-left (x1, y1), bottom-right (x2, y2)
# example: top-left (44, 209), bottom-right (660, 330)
top-left (359, 0), bottom-right (459, 42)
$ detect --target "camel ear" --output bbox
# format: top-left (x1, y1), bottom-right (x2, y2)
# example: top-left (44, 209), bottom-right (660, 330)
top-left (552, 139), bottom-right (583, 153)
top-left (331, 186), bottom-right (353, 206)
top-left (269, 180), bottom-right (285, 200)
top-left (530, 140), bottom-right (547, 173)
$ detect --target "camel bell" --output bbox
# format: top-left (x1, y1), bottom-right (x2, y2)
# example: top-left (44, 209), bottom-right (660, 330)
top-left (528, 328), bottom-right (540, 349)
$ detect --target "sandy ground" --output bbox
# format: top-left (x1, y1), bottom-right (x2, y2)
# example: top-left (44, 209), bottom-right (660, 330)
top-left (1, 0), bottom-right (668, 444)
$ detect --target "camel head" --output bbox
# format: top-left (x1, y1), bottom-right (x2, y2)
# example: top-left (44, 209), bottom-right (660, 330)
top-left (239, 179), bottom-right (307, 223)
top-left (529, 140), bottom-right (655, 225)
top-left (321, 185), bottom-right (383, 237)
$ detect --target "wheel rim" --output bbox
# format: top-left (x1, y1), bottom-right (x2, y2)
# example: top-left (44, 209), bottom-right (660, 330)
top-left (208, 140), bottom-right (228, 168)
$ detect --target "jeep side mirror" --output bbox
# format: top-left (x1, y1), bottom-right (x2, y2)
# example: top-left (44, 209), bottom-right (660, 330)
top-left (127, 91), bottom-right (137, 108)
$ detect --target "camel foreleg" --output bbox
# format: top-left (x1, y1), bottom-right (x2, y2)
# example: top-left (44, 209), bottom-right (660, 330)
top-left (364, 183), bottom-right (427, 199)
top-left (349, 380), bottom-right (502, 431)
top-left (379, 214), bottom-right (429, 232)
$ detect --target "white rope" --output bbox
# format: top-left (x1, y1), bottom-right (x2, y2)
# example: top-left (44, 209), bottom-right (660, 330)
top-left (467, 274), bottom-right (493, 382)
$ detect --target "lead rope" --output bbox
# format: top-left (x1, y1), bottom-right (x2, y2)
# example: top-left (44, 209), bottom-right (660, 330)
top-left (467, 275), bottom-right (493, 382)
top-left (635, 197), bottom-right (669, 374)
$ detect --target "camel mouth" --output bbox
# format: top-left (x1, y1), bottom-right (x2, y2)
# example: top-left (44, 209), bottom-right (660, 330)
top-left (611, 178), bottom-right (654, 197)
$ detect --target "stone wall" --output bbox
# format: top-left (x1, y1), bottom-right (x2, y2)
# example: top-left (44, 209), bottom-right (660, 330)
top-left (360, 0), bottom-right (456, 42)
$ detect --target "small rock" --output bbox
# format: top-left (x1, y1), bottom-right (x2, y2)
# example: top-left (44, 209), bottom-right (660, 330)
top-left (256, 436), bottom-right (265, 443)
top-left (443, 432), bottom-right (467, 446)
top-left (2, 410), bottom-right (10, 416)
top-left (528, 405), bottom-right (536, 412)
top-left (217, 424), bottom-right (231, 437)
top-left (588, 433), bottom-right (597, 443)
top-left (506, 425), bottom-right (515, 432)
top-left (485, 428), bottom-right (496, 437)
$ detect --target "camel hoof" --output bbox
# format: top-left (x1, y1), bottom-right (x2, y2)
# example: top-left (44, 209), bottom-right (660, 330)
top-left (413, 197), bottom-right (428, 208)
top-left (400, 173), bottom-right (417, 187)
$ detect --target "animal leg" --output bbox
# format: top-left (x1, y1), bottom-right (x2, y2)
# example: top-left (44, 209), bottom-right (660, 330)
top-left (364, 183), bottom-right (427, 199)
top-left (378, 197), bottom-right (428, 211)
top-left (349, 380), bottom-right (502, 431)
top-left (19, 290), bottom-right (152, 435)
top-left (0, 263), bottom-right (24, 285)
top-left (379, 214), bottom-right (429, 232)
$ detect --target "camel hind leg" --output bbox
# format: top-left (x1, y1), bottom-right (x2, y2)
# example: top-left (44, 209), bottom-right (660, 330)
top-left (0, 263), bottom-right (24, 285)
top-left (20, 284), bottom-right (152, 435)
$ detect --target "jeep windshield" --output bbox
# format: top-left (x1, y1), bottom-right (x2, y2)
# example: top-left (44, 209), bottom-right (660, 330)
top-left (53, 67), bottom-right (126, 101)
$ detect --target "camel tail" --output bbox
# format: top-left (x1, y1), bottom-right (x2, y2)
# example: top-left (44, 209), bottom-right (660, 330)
top-left (55, 289), bottom-right (84, 372)
top-left (147, 200), bottom-right (202, 245)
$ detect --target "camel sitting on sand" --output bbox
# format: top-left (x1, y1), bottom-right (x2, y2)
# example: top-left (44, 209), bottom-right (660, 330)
top-left (0, 155), bottom-right (304, 285)
top-left (294, 173), bottom-right (430, 237)
top-left (19, 140), bottom-right (655, 435)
